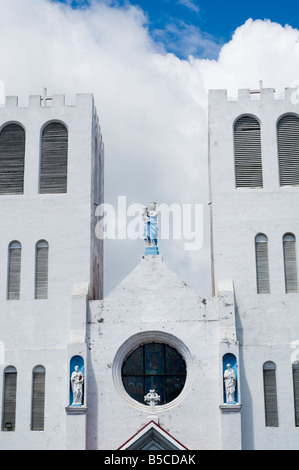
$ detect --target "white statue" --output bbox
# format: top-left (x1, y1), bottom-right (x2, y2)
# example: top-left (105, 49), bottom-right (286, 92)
top-left (224, 364), bottom-right (236, 403)
top-left (71, 365), bottom-right (84, 406)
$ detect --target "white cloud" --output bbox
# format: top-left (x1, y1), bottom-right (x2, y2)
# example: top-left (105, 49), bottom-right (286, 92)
top-left (176, 0), bottom-right (200, 13)
top-left (197, 19), bottom-right (299, 96)
top-left (0, 1), bottom-right (299, 296)
top-left (152, 20), bottom-right (223, 59)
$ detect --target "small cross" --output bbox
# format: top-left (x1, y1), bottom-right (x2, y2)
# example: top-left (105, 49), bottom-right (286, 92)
top-left (41, 87), bottom-right (52, 106)
top-left (250, 80), bottom-right (264, 95)
top-left (144, 389), bottom-right (160, 414)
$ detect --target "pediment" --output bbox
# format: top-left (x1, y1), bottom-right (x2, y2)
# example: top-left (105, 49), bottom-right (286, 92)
top-left (118, 421), bottom-right (188, 450)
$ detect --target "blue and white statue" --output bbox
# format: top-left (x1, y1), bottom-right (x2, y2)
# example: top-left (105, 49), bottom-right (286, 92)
top-left (142, 202), bottom-right (159, 255)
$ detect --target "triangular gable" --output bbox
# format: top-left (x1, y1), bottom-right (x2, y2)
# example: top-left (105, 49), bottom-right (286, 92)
top-left (118, 421), bottom-right (188, 450)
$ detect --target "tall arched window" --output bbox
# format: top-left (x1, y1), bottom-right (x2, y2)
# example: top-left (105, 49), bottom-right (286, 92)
top-left (31, 366), bottom-right (46, 431)
top-left (263, 361), bottom-right (279, 427)
top-left (40, 122), bottom-right (68, 194)
top-left (0, 123), bottom-right (25, 194)
top-left (283, 233), bottom-right (298, 293)
top-left (2, 366), bottom-right (17, 431)
top-left (7, 241), bottom-right (22, 300)
top-left (234, 115), bottom-right (263, 188)
top-left (255, 234), bottom-right (270, 294)
top-left (35, 240), bottom-right (49, 299)
top-left (292, 363), bottom-right (299, 427)
top-left (277, 114), bottom-right (299, 186)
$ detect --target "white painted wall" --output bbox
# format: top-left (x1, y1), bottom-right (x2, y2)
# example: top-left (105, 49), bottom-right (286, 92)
top-left (87, 255), bottom-right (223, 450)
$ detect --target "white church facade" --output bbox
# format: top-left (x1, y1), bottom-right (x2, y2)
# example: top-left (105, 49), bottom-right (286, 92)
top-left (0, 86), bottom-right (299, 450)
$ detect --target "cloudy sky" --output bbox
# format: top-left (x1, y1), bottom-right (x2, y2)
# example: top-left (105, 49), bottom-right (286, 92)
top-left (1, 0), bottom-right (299, 297)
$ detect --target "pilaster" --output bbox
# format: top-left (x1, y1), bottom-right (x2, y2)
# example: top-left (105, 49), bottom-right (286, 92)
top-left (65, 282), bottom-right (89, 450)
top-left (218, 280), bottom-right (242, 450)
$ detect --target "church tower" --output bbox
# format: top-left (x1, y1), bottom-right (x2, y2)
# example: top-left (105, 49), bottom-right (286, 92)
top-left (0, 92), bottom-right (104, 449)
top-left (209, 86), bottom-right (299, 449)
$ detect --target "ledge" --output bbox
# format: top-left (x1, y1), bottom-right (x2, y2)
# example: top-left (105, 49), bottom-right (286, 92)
top-left (65, 405), bottom-right (88, 415)
top-left (219, 404), bottom-right (242, 412)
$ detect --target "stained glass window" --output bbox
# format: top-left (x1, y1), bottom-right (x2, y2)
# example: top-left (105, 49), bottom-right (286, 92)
top-left (122, 343), bottom-right (186, 405)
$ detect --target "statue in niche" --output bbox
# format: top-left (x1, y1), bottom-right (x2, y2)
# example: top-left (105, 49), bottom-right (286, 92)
top-left (224, 364), bottom-right (236, 403)
top-left (71, 365), bottom-right (84, 406)
top-left (142, 202), bottom-right (159, 247)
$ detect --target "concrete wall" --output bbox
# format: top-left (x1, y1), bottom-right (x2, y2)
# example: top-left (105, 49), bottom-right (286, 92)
top-left (86, 256), bottom-right (224, 450)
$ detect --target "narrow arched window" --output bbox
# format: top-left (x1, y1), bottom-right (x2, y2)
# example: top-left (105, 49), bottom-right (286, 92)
top-left (263, 361), bottom-right (279, 427)
top-left (0, 123), bottom-right (25, 194)
top-left (283, 233), bottom-right (298, 293)
top-left (2, 366), bottom-right (17, 431)
top-left (7, 241), bottom-right (22, 300)
top-left (234, 115), bottom-right (263, 188)
top-left (255, 234), bottom-right (270, 294)
top-left (40, 122), bottom-right (68, 194)
top-left (278, 114), bottom-right (299, 186)
top-left (35, 240), bottom-right (49, 299)
top-left (293, 363), bottom-right (299, 427)
top-left (31, 366), bottom-right (46, 431)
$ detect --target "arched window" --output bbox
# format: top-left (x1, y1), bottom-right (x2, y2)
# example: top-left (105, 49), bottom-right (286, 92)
top-left (122, 343), bottom-right (186, 405)
top-left (0, 123), bottom-right (25, 194)
top-left (7, 241), bottom-right (22, 300)
top-left (40, 122), bottom-right (68, 194)
top-left (2, 366), bottom-right (17, 431)
top-left (234, 115), bottom-right (263, 188)
top-left (35, 240), bottom-right (49, 299)
top-left (292, 363), bottom-right (299, 427)
top-left (263, 361), bottom-right (279, 427)
top-left (283, 233), bottom-right (298, 293)
top-left (277, 114), bottom-right (299, 186)
top-left (255, 234), bottom-right (270, 294)
top-left (31, 366), bottom-right (46, 431)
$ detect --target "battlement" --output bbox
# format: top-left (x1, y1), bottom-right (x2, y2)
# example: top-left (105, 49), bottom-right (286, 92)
top-left (209, 87), bottom-right (299, 106)
top-left (4, 92), bottom-right (94, 109)
top-left (1, 91), bottom-right (103, 150)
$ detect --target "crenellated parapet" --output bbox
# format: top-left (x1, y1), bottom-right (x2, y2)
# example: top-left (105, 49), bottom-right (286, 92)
top-left (209, 86), bottom-right (299, 105)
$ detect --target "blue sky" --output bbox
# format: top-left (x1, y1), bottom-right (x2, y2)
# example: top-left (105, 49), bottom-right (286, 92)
top-left (53, 0), bottom-right (299, 59)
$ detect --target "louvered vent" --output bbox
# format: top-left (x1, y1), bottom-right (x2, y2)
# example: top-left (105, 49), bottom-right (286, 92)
top-left (35, 240), bottom-right (49, 299)
top-left (278, 115), bottom-right (299, 186)
top-left (263, 362), bottom-right (279, 427)
top-left (283, 234), bottom-right (298, 293)
top-left (255, 234), bottom-right (270, 294)
top-left (7, 241), bottom-right (21, 300)
top-left (293, 363), bottom-right (299, 427)
top-left (31, 366), bottom-right (46, 431)
top-left (2, 367), bottom-right (17, 431)
top-left (40, 122), bottom-right (68, 194)
top-left (234, 116), bottom-right (263, 188)
top-left (0, 124), bottom-right (25, 194)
